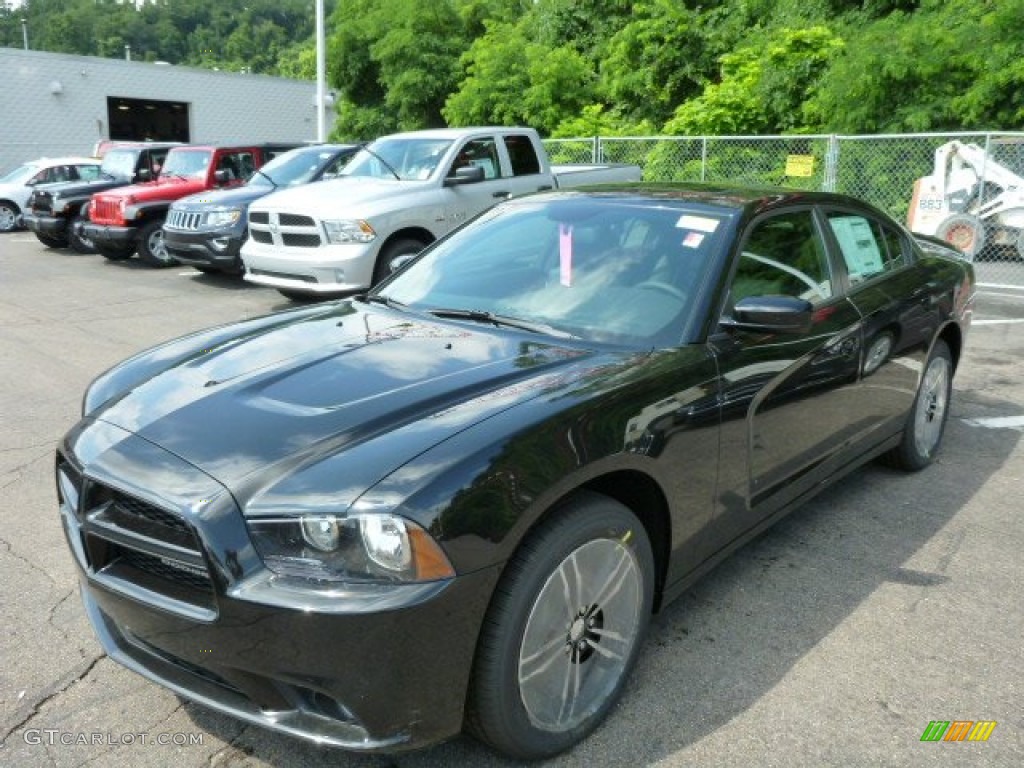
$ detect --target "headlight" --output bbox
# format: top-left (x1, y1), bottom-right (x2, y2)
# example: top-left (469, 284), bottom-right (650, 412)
top-left (248, 513), bottom-right (454, 584)
top-left (322, 218), bottom-right (375, 244)
top-left (205, 207), bottom-right (242, 227)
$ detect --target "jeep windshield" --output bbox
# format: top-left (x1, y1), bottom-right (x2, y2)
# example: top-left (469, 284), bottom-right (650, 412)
top-left (341, 138), bottom-right (452, 181)
top-left (160, 149), bottom-right (213, 180)
top-left (100, 149), bottom-right (141, 179)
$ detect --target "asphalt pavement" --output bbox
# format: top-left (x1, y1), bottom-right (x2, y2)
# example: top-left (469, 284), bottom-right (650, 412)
top-left (1, 232), bottom-right (1021, 767)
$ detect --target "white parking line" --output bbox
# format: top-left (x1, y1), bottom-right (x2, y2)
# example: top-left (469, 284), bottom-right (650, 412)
top-left (977, 282), bottom-right (1024, 292)
top-left (972, 318), bottom-right (1024, 325)
top-left (178, 270), bottom-right (201, 276)
top-left (962, 415), bottom-right (1024, 431)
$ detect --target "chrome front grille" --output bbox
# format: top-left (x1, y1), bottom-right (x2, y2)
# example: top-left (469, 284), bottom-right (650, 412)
top-left (166, 209), bottom-right (202, 231)
top-left (248, 211), bottom-right (323, 248)
top-left (57, 457), bottom-right (216, 620)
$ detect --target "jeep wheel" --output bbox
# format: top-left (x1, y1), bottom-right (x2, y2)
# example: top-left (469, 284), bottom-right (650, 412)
top-left (97, 243), bottom-right (136, 261)
top-left (35, 232), bottom-right (69, 249)
top-left (137, 219), bottom-right (177, 267)
top-left (68, 214), bottom-right (97, 254)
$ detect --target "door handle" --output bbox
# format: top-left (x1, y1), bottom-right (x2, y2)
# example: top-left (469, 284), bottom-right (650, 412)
top-left (492, 190), bottom-right (510, 199)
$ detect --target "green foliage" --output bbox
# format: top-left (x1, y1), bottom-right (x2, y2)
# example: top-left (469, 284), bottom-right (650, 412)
top-left (665, 26), bottom-right (844, 136)
top-left (2, 0), bottom-right (1022, 138)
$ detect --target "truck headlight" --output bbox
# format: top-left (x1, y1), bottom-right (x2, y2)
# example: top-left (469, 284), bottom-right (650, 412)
top-left (248, 513), bottom-right (453, 584)
top-left (322, 219), bottom-right (375, 244)
top-left (205, 207), bottom-right (242, 227)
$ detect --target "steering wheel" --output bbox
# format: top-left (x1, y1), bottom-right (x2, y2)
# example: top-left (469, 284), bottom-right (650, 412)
top-left (636, 281), bottom-right (687, 302)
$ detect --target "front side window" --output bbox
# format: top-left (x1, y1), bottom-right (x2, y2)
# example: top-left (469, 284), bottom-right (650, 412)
top-left (76, 164), bottom-right (101, 181)
top-left (731, 210), bottom-right (833, 305)
top-left (448, 138), bottom-right (500, 180)
top-left (826, 211), bottom-right (907, 284)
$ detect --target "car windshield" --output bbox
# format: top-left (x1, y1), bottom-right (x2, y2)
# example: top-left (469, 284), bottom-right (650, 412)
top-left (161, 149), bottom-right (213, 179)
top-left (250, 148), bottom-right (337, 188)
top-left (0, 163), bottom-right (39, 184)
top-left (341, 138), bottom-right (453, 181)
top-left (381, 197), bottom-right (730, 347)
top-left (100, 149), bottom-right (139, 178)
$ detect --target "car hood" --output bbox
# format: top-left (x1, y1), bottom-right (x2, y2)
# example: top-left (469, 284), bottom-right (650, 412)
top-left (95, 177), bottom-right (200, 201)
top-left (249, 176), bottom-right (430, 216)
top-left (35, 177), bottom-right (132, 198)
top-left (90, 302), bottom-right (605, 496)
top-left (173, 185), bottom-right (268, 211)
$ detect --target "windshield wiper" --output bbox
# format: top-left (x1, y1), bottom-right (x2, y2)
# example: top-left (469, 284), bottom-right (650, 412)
top-left (427, 308), bottom-right (577, 338)
top-left (254, 169), bottom-right (277, 187)
top-left (356, 147), bottom-right (401, 181)
top-left (355, 293), bottom-right (407, 310)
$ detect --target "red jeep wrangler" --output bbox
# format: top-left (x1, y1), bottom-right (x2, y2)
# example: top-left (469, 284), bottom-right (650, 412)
top-left (83, 143), bottom-right (298, 266)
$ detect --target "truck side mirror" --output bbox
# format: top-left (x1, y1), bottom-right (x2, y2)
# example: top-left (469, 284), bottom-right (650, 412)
top-left (214, 169), bottom-right (232, 185)
top-left (444, 166), bottom-right (486, 186)
top-left (136, 168), bottom-right (152, 182)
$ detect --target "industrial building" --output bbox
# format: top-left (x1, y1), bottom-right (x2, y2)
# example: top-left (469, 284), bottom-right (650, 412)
top-left (0, 47), bottom-right (335, 171)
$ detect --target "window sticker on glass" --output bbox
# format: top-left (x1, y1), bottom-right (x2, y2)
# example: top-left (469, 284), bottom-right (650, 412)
top-left (683, 232), bottom-right (705, 248)
top-left (676, 215), bottom-right (719, 233)
top-left (830, 215), bottom-right (883, 276)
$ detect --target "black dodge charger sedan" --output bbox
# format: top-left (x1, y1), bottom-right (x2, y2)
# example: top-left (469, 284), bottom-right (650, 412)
top-left (56, 184), bottom-right (974, 759)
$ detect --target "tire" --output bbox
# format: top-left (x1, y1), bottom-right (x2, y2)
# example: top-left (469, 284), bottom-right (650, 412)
top-left (35, 232), bottom-right (69, 249)
top-left (466, 492), bottom-right (654, 760)
top-left (96, 243), bottom-right (136, 261)
top-left (137, 219), bottom-right (177, 267)
top-left (935, 214), bottom-right (985, 260)
top-left (885, 339), bottom-right (953, 471)
top-left (0, 201), bottom-right (20, 232)
top-left (68, 214), bottom-right (97, 254)
top-left (372, 237), bottom-right (428, 285)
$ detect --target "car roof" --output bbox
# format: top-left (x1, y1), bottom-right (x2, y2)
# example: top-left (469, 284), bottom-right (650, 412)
top-left (26, 156), bottom-right (101, 166)
top-left (525, 182), bottom-right (878, 216)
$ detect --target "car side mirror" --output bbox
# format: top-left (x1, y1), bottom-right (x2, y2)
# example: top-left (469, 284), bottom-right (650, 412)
top-left (214, 169), bottom-right (232, 185)
top-left (720, 295), bottom-right (814, 334)
top-left (444, 165), bottom-right (486, 186)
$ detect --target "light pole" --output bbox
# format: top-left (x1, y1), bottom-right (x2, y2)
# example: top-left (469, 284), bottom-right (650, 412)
top-left (315, 0), bottom-right (327, 142)
top-left (125, 44), bottom-right (131, 62)
top-left (21, 17), bottom-right (28, 50)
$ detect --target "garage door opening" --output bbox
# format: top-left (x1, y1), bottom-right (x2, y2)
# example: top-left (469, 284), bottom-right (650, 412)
top-left (107, 97), bottom-right (190, 142)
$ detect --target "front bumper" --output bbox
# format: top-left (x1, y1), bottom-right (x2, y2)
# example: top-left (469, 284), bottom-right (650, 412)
top-left (240, 240), bottom-right (377, 294)
top-left (57, 421), bottom-right (499, 751)
top-left (81, 222), bottom-right (138, 248)
top-left (22, 212), bottom-right (68, 238)
top-left (164, 228), bottom-right (243, 272)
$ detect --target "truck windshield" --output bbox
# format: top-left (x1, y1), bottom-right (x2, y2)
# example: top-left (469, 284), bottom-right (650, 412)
top-left (342, 138), bottom-right (452, 181)
top-left (100, 149), bottom-right (140, 179)
top-left (161, 150), bottom-right (213, 180)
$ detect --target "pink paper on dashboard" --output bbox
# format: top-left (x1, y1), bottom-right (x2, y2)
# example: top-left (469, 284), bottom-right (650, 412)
top-left (559, 224), bottom-right (573, 286)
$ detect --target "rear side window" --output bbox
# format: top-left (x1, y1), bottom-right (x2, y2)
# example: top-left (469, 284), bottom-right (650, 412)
top-left (825, 212), bottom-right (907, 285)
top-left (77, 165), bottom-right (101, 181)
top-left (503, 135), bottom-right (541, 176)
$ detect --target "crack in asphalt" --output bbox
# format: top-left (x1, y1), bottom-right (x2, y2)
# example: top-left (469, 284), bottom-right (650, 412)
top-left (0, 653), bottom-right (104, 745)
top-left (206, 723), bottom-right (251, 767)
top-left (0, 535), bottom-right (59, 589)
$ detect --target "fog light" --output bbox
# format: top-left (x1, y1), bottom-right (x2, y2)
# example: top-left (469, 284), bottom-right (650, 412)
top-left (333, 269), bottom-right (345, 283)
top-left (210, 237), bottom-right (230, 252)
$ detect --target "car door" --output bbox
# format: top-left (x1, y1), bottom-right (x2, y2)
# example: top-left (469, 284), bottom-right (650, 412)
top-left (820, 206), bottom-right (931, 443)
top-left (440, 136), bottom-right (509, 232)
top-left (710, 207), bottom-right (865, 541)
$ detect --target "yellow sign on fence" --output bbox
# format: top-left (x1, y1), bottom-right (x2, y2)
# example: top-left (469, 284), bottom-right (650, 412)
top-left (785, 154), bottom-right (815, 177)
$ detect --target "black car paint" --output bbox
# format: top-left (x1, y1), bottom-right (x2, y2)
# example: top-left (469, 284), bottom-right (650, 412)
top-left (57, 185), bottom-right (973, 751)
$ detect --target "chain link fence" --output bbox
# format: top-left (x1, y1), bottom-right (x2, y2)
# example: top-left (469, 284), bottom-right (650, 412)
top-left (546, 132), bottom-right (1024, 288)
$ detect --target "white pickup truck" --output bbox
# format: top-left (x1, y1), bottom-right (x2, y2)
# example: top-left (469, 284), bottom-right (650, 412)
top-left (240, 126), bottom-right (642, 297)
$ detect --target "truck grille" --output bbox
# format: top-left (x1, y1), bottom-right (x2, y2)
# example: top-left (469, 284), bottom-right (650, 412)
top-left (30, 191), bottom-right (54, 215)
top-left (57, 458), bottom-right (216, 620)
top-left (91, 199), bottom-right (121, 224)
top-left (166, 209), bottom-right (202, 231)
top-left (248, 211), bottom-right (323, 248)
